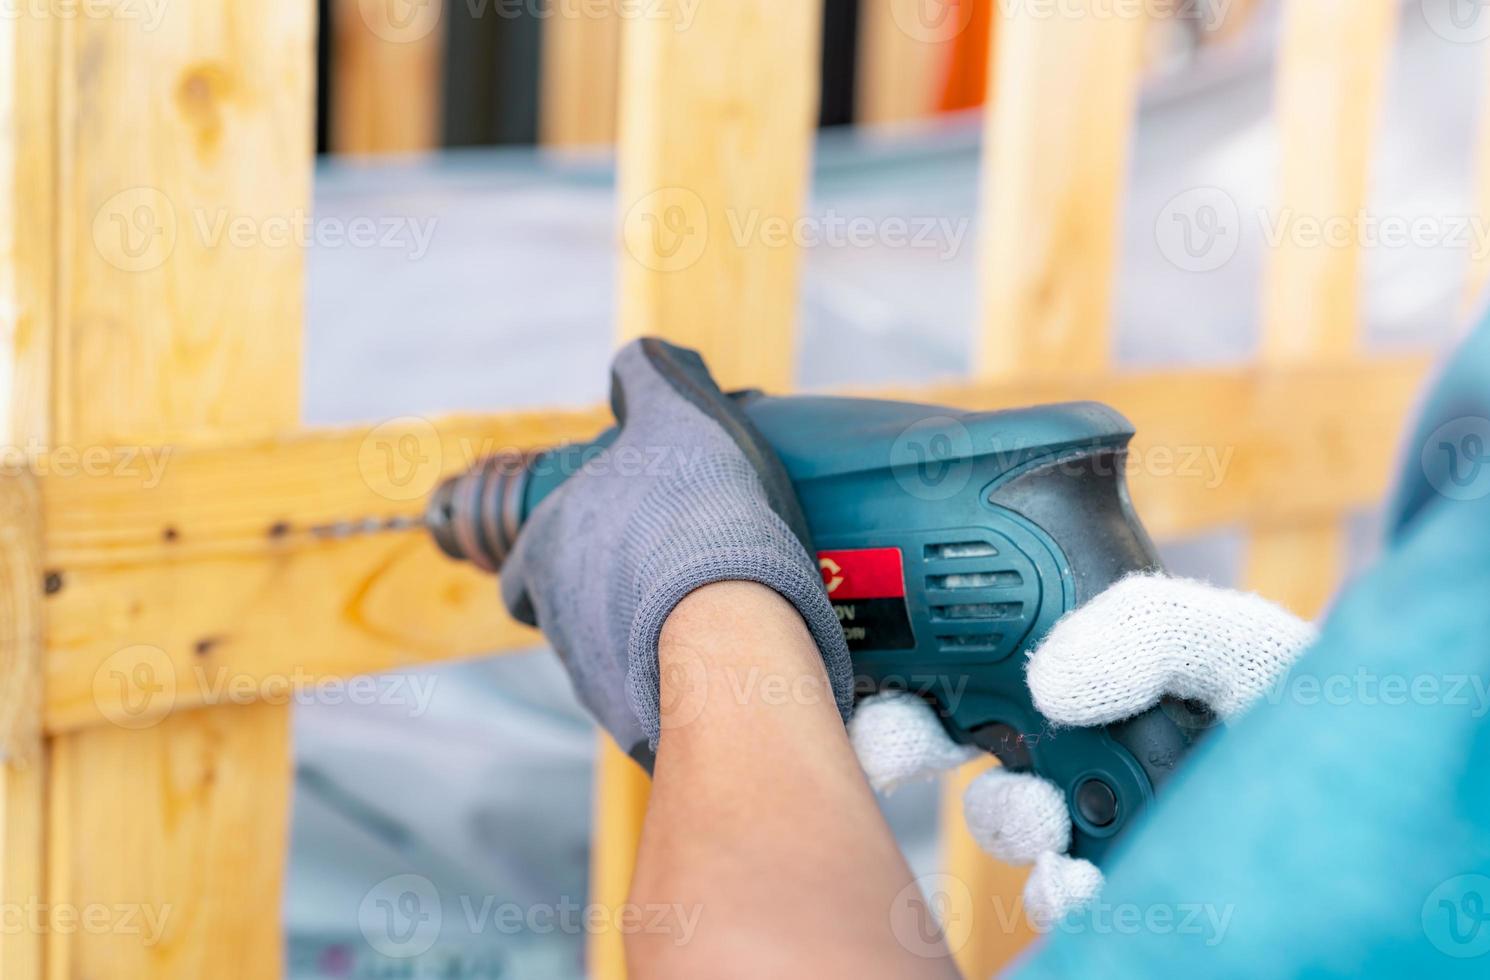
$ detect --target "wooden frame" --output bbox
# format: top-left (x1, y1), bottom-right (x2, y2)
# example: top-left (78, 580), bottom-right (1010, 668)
top-left (0, 0), bottom-right (1445, 977)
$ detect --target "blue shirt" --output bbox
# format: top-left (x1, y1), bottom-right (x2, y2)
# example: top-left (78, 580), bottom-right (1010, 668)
top-left (1017, 321), bottom-right (1490, 978)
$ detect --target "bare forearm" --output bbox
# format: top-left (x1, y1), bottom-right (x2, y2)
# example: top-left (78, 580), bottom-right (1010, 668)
top-left (627, 581), bottom-right (960, 979)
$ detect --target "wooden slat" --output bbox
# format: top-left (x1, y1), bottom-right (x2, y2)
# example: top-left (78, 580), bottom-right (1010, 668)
top-left (596, 6), bottom-right (827, 974)
top-left (938, 756), bottom-right (1034, 969)
top-left (43, 6), bottom-right (317, 978)
top-left (855, 0), bottom-right (963, 124)
top-left (46, 702), bottom-right (290, 979)
top-left (614, 0), bottom-right (824, 392)
top-left (37, 357), bottom-right (1429, 728)
top-left (0, 471), bottom-right (44, 980)
top-left (1259, 0), bottom-right (1398, 362)
top-left (587, 734), bottom-right (653, 980)
top-left (975, 2), bottom-right (1148, 376)
top-left (0, 12), bottom-right (57, 979)
top-left (539, 0), bottom-right (622, 146)
top-left (960, 8), bottom-right (1148, 973)
top-left (1468, 35), bottom-right (1490, 312)
top-left (330, 0), bottom-right (445, 155)
top-left (1246, 0), bottom-right (1398, 617)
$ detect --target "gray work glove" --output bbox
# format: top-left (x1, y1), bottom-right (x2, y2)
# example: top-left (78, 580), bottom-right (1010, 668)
top-left (500, 338), bottom-right (855, 764)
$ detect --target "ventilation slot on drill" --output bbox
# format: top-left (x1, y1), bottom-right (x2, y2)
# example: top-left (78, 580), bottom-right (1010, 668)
top-left (936, 634), bottom-right (1003, 654)
top-left (927, 571), bottom-right (1022, 590)
top-left (923, 541), bottom-right (997, 560)
top-left (932, 602), bottom-right (1022, 622)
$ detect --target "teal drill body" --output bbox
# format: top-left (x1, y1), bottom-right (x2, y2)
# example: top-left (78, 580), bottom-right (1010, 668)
top-left (431, 395), bottom-right (1209, 863)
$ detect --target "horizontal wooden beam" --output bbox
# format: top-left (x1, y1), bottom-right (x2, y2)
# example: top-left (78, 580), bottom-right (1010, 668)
top-left (42, 357), bottom-right (1429, 733)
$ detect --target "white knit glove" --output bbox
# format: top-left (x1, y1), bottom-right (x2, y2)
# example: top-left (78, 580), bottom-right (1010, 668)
top-left (850, 573), bottom-right (1317, 928)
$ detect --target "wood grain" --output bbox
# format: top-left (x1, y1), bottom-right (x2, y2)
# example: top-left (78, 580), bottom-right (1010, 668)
top-left (540, 0), bottom-right (622, 146)
top-left (37, 357), bottom-right (1427, 731)
top-left (0, 13), bottom-right (56, 978)
top-left (42, 6), bottom-right (317, 978)
top-left (1246, 0), bottom-right (1399, 618)
top-left (330, 0), bottom-right (446, 155)
top-left (975, 3), bottom-right (1148, 376)
top-left (614, 0), bottom-right (823, 392)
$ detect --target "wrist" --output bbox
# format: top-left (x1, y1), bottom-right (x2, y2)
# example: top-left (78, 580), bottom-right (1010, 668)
top-left (655, 581), bottom-right (841, 740)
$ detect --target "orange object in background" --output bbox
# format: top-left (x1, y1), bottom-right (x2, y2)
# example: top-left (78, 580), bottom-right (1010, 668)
top-left (940, 0), bottom-right (995, 111)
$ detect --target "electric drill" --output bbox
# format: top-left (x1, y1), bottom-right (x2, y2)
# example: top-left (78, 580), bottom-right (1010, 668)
top-left (426, 392), bottom-right (1210, 863)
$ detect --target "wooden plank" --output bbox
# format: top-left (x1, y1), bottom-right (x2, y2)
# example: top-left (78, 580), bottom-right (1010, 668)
top-left (46, 702), bottom-right (290, 979)
top-left (938, 756), bottom-right (1034, 972)
top-left (855, 0), bottom-right (964, 124)
top-left (38, 357), bottom-right (1430, 729)
top-left (0, 13), bottom-right (56, 979)
top-left (962, 9), bottom-right (1149, 971)
top-left (975, 3), bottom-right (1148, 376)
top-left (0, 14), bottom-right (57, 448)
top-left (539, 0), bottom-right (622, 147)
top-left (586, 734), bottom-right (652, 980)
top-left (1259, 0), bottom-right (1398, 362)
top-left (0, 470), bottom-right (44, 980)
top-left (614, 0), bottom-right (824, 392)
top-left (1246, 0), bottom-right (1398, 616)
top-left (600, 7), bottom-right (826, 972)
top-left (330, 0), bottom-right (446, 155)
top-left (43, 6), bottom-right (317, 979)
top-left (1469, 36), bottom-right (1490, 312)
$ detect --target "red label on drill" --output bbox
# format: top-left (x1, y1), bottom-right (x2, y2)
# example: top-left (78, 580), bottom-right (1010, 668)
top-left (817, 547), bottom-right (906, 599)
top-left (817, 548), bottom-right (915, 651)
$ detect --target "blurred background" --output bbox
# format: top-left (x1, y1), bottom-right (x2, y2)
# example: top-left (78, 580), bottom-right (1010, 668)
top-left (289, 0), bottom-right (1481, 975)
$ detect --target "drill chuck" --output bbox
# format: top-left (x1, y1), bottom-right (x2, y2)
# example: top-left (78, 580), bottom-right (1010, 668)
top-left (426, 451), bottom-right (536, 574)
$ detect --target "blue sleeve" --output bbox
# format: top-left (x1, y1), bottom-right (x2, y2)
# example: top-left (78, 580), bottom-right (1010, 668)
top-left (1013, 321), bottom-right (1490, 979)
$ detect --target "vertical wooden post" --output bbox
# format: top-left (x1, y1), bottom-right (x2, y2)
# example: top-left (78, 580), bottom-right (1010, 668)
top-left (1, 12), bottom-right (57, 979)
top-left (1245, 0), bottom-right (1398, 616)
top-left (37, 6), bottom-right (316, 977)
top-left (0, 472), bottom-right (44, 980)
top-left (956, 5), bottom-right (1148, 977)
top-left (1467, 35), bottom-right (1490, 313)
top-left (615, 0), bottom-right (823, 392)
top-left (855, 0), bottom-right (964, 125)
top-left (539, 1), bottom-right (622, 147)
top-left (974, 2), bottom-right (1147, 377)
top-left (330, 0), bottom-right (445, 154)
top-left (590, 2), bottom-right (823, 975)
